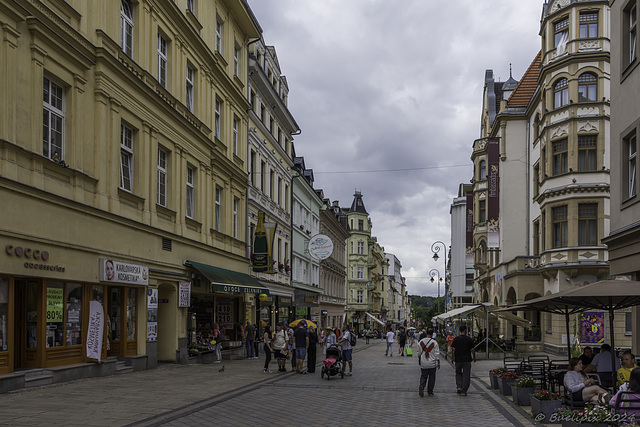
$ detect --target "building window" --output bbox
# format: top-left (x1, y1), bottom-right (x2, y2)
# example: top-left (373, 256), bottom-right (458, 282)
top-left (215, 18), bottom-right (223, 54)
top-left (630, 5), bottom-right (638, 63)
top-left (215, 186), bottom-right (222, 232)
top-left (479, 160), bottom-right (487, 180)
top-left (233, 197), bottom-right (238, 238)
top-left (357, 290), bottom-right (363, 304)
top-left (625, 131), bottom-right (637, 199)
top-left (186, 165), bottom-right (194, 219)
top-left (234, 43), bottom-right (240, 76)
top-left (260, 160), bottom-right (266, 192)
top-left (232, 116), bottom-right (238, 155)
top-left (479, 200), bottom-right (486, 223)
top-left (554, 78), bottom-right (569, 108)
top-left (277, 176), bottom-right (282, 206)
top-left (158, 33), bottom-right (167, 88)
top-left (157, 148), bottom-right (167, 207)
top-left (578, 203), bottom-right (598, 246)
top-left (357, 267), bottom-right (364, 279)
top-left (269, 169), bottom-right (274, 200)
top-left (350, 266), bottom-right (353, 279)
top-left (578, 136), bottom-right (597, 171)
top-left (215, 98), bottom-right (222, 140)
top-left (626, 311), bottom-right (633, 335)
top-left (120, 0), bottom-right (134, 58)
top-left (555, 17), bottom-right (569, 55)
top-left (43, 76), bottom-right (64, 161)
top-left (553, 205), bottom-right (568, 248)
top-left (553, 139), bottom-right (568, 175)
top-left (120, 123), bottom-right (134, 192)
top-left (579, 12), bottom-right (598, 38)
top-left (357, 242), bottom-right (364, 255)
top-left (358, 220), bottom-right (364, 231)
top-left (578, 73), bottom-right (597, 102)
top-left (186, 65), bottom-right (194, 113)
top-left (187, 0), bottom-right (195, 14)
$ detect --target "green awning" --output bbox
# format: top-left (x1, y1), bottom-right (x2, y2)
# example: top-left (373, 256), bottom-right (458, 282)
top-left (186, 260), bottom-right (270, 295)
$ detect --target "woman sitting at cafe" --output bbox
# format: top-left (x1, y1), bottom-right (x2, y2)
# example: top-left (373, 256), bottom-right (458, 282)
top-left (564, 357), bottom-right (611, 404)
top-left (611, 367), bottom-right (640, 416)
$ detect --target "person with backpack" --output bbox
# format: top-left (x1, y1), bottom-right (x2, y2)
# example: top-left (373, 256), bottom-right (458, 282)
top-left (417, 327), bottom-right (440, 397)
top-left (398, 327), bottom-right (407, 356)
top-left (336, 324), bottom-right (354, 376)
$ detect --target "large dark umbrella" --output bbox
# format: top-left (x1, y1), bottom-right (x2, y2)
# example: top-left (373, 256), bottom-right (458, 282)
top-left (495, 280), bottom-right (640, 391)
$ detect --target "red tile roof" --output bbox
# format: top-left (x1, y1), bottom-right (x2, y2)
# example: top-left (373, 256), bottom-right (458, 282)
top-left (507, 51), bottom-right (541, 108)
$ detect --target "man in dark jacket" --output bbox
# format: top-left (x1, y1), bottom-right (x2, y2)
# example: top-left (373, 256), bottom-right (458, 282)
top-left (451, 325), bottom-right (476, 396)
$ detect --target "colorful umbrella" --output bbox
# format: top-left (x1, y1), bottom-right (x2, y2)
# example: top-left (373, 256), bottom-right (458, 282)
top-left (289, 318), bottom-right (317, 329)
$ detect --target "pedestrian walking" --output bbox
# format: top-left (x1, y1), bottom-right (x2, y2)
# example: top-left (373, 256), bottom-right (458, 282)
top-left (385, 329), bottom-right (395, 356)
top-left (262, 325), bottom-right (273, 373)
top-left (451, 325), bottom-right (476, 396)
top-left (417, 327), bottom-right (440, 397)
top-left (293, 323), bottom-right (309, 374)
top-left (336, 325), bottom-right (354, 375)
top-left (307, 327), bottom-right (318, 373)
top-left (213, 323), bottom-right (223, 364)
top-left (286, 323), bottom-right (296, 370)
top-left (273, 323), bottom-right (289, 372)
top-left (398, 327), bottom-right (407, 356)
top-left (408, 328), bottom-right (415, 347)
top-left (245, 320), bottom-right (256, 359)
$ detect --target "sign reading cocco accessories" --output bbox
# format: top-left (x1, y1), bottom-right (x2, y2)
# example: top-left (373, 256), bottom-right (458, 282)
top-left (100, 258), bottom-right (148, 285)
top-left (308, 234), bottom-right (334, 260)
top-left (6, 244), bottom-right (65, 272)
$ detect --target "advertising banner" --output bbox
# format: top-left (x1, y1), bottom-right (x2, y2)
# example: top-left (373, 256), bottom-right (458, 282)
top-left (46, 287), bottom-right (64, 322)
top-left (100, 258), bottom-right (148, 286)
top-left (487, 138), bottom-right (500, 248)
top-left (178, 282), bottom-right (191, 307)
top-left (147, 289), bottom-right (158, 342)
top-left (308, 234), bottom-right (334, 260)
top-left (86, 300), bottom-right (104, 361)
top-left (580, 312), bottom-right (605, 344)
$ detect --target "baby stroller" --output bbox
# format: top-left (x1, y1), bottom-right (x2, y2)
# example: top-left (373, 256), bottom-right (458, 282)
top-left (321, 344), bottom-right (344, 380)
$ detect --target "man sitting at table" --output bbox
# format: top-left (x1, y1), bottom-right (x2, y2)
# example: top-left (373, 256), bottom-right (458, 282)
top-left (618, 351), bottom-right (637, 388)
top-left (591, 344), bottom-right (621, 387)
top-left (580, 346), bottom-right (596, 373)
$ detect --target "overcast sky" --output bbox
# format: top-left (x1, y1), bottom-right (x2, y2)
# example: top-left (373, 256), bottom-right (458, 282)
top-left (248, 0), bottom-right (543, 297)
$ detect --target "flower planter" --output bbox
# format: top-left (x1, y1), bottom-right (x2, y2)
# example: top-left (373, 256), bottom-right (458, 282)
top-left (489, 373), bottom-right (499, 389)
top-left (498, 378), bottom-right (515, 396)
top-left (511, 385), bottom-right (534, 406)
top-left (530, 396), bottom-right (562, 424)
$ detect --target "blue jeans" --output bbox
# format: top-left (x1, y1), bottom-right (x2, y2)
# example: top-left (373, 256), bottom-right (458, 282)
top-left (386, 342), bottom-right (394, 355)
top-left (246, 339), bottom-right (255, 358)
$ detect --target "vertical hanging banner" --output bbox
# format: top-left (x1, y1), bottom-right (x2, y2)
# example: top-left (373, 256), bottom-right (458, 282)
top-left (465, 191), bottom-right (474, 265)
top-left (178, 282), bottom-right (191, 307)
top-left (487, 138), bottom-right (500, 248)
top-left (252, 211), bottom-right (269, 272)
top-left (86, 300), bottom-right (104, 362)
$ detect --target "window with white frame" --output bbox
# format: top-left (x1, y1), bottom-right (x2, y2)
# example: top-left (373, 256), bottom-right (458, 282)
top-left (157, 148), bottom-right (167, 207)
top-left (357, 267), bottom-right (364, 279)
top-left (158, 33), bottom-right (167, 88)
top-left (215, 186), bottom-right (222, 232)
top-left (626, 131), bottom-right (637, 199)
top-left (215, 18), bottom-right (223, 54)
top-left (43, 76), bottom-right (64, 161)
top-left (120, 123), bottom-right (134, 192)
top-left (631, 5), bottom-right (637, 63)
top-left (579, 12), bottom-right (598, 38)
top-left (233, 197), bottom-right (238, 238)
top-left (186, 65), bottom-right (194, 113)
top-left (121, 0), bottom-right (134, 58)
top-left (234, 43), bottom-right (240, 76)
top-left (186, 165), bottom-right (194, 219)
top-left (578, 135), bottom-right (597, 171)
top-left (554, 78), bottom-right (569, 108)
top-left (578, 73), bottom-right (597, 102)
top-left (357, 241), bottom-right (364, 255)
top-left (233, 116), bottom-right (238, 155)
top-left (479, 160), bottom-right (487, 180)
top-left (555, 17), bottom-right (569, 55)
top-left (215, 98), bottom-right (221, 139)
top-left (553, 138), bottom-right (569, 175)
top-left (357, 290), bottom-right (363, 304)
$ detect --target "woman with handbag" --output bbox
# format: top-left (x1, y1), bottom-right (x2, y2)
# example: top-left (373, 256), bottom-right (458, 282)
top-left (262, 325), bottom-right (273, 373)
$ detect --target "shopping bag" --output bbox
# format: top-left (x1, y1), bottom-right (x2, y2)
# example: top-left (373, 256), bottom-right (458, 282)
top-left (406, 348), bottom-right (413, 357)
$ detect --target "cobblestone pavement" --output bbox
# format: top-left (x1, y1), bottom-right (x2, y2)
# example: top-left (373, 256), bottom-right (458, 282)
top-left (0, 342), bottom-right (538, 426)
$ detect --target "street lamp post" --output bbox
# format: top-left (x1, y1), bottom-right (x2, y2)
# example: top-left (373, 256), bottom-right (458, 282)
top-left (431, 241), bottom-right (448, 313)
top-left (429, 269), bottom-right (442, 314)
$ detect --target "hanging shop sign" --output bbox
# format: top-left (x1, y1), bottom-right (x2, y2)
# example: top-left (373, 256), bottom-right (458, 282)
top-left (100, 258), bottom-right (148, 285)
top-left (308, 234), bottom-right (334, 260)
top-left (179, 282), bottom-right (191, 307)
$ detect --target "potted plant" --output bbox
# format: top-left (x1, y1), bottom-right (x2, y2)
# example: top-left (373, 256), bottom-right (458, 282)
top-left (489, 367), bottom-right (506, 389)
top-left (554, 404), bottom-right (613, 426)
top-left (511, 374), bottom-right (535, 406)
top-left (530, 389), bottom-right (562, 424)
top-left (497, 370), bottom-right (519, 396)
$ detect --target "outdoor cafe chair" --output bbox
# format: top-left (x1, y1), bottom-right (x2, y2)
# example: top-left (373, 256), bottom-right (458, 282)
top-left (612, 391), bottom-right (640, 426)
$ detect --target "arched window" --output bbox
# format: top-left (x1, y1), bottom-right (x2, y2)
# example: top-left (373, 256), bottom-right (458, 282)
top-left (578, 73), bottom-right (597, 102)
top-left (554, 78), bottom-right (569, 108)
top-left (479, 160), bottom-right (487, 180)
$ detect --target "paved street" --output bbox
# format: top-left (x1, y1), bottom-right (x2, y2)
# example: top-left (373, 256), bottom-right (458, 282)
top-left (0, 342), bottom-right (536, 426)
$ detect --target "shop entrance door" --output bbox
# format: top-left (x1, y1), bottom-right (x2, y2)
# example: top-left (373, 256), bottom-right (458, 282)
top-left (107, 286), bottom-right (137, 357)
top-left (14, 279), bottom-right (39, 370)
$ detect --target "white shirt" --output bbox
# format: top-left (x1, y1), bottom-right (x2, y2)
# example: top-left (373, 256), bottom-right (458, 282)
top-left (386, 331), bottom-right (395, 343)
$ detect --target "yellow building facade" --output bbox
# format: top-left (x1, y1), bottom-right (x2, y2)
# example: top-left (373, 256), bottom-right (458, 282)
top-left (0, 0), bottom-right (261, 381)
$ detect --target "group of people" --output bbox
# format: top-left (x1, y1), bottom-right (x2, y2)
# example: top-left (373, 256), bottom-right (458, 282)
top-left (253, 322), bottom-right (354, 375)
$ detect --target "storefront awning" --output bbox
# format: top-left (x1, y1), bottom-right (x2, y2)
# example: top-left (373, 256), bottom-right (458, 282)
top-left (186, 260), bottom-right (270, 295)
top-left (366, 312), bottom-right (385, 326)
top-left (431, 303), bottom-right (530, 327)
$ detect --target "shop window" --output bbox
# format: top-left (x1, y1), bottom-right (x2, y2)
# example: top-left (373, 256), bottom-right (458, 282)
top-left (27, 281), bottom-right (38, 348)
top-left (110, 288), bottom-right (121, 341)
top-left (0, 278), bottom-right (7, 352)
top-left (127, 288), bottom-right (136, 341)
top-left (46, 282), bottom-right (65, 347)
top-left (66, 284), bottom-right (83, 346)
